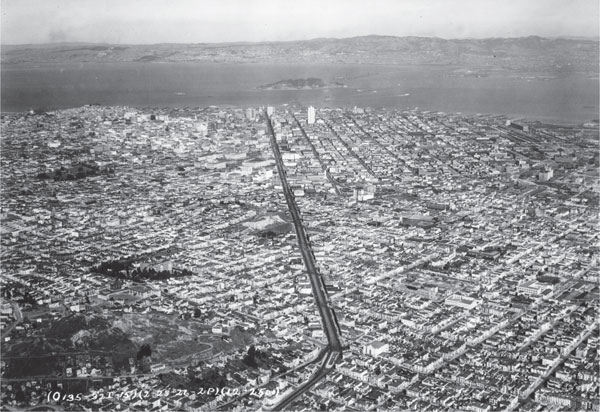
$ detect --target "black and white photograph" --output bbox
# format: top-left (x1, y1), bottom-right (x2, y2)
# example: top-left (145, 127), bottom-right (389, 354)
top-left (0, 0), bottom-right (599, 410)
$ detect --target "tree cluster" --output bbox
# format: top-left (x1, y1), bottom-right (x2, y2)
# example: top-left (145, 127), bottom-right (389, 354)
top-left (93, 260), bottom-right (193, 282)
top-left (37, 162), bottom-right (115, 181)
top-left (136, 343), bottom-right (152, 360)
top-left (243, 345), bottom-right (269, 368)
top-left (136, 343), bottom-right (152, 373)
top-left (188, 367), bottom-right (228, 389)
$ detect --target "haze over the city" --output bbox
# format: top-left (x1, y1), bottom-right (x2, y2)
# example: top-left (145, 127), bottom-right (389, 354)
top-left (1, 0), bottom-right (599, 45)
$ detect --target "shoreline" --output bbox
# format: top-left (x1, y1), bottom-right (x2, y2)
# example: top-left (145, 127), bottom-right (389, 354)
top-left (0, 104), bottom-right (593, 128)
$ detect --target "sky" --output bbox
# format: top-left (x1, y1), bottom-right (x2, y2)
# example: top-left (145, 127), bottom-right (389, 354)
top-left (1, 0), bottom-right (598, 45)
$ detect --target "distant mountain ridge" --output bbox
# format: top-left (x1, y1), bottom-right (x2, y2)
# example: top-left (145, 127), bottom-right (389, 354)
top-left (2, 35), bottom-right (598, 74)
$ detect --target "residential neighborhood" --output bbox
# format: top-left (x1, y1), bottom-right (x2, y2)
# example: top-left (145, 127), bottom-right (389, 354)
top-left (0, 104), bottom-right (598, 411)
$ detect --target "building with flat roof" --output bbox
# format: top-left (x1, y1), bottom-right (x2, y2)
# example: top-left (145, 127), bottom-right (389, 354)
top-left (517, 279), bottom-right (551, 296)
top-left (364, 340), bottom-right (389, 357)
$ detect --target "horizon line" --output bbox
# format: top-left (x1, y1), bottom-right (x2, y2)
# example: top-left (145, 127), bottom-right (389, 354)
top-left (2, 33), bottom-right (599, 47)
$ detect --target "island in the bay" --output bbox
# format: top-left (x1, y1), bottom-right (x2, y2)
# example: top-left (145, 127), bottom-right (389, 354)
top-left (257, 78), bottom-right (346, 90)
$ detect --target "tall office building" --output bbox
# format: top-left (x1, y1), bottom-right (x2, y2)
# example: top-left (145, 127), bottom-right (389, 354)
top-left (267, 106), bottom-right (274, 116)
top-left (307, 106), bottom-right (316, 124)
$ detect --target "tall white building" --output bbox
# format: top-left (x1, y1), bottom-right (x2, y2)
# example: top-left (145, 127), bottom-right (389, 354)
top-left (307, 106), bottom-right (316, 124)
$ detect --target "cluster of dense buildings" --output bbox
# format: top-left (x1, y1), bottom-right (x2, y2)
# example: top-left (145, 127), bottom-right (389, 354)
top-left (0, 104), bottom-right (598, 410)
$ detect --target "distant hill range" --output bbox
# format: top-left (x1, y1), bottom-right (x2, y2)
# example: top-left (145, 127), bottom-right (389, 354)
top-left (2, 35), bottom-right (598, 74)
